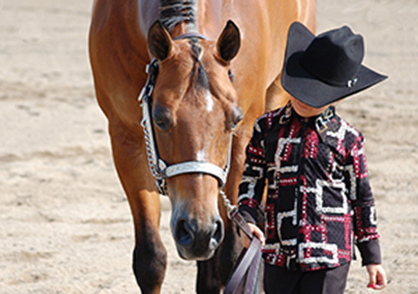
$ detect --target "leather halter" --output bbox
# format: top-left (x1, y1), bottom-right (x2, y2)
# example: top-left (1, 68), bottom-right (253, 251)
top-left (173, 32), bottom-right (209, 40)
top-left (138, 33), bottom-right (234, 195)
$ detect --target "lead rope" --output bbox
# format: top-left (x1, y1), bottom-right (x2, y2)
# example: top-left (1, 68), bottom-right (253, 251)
top-left (221, 190), bottom-right (262, 294)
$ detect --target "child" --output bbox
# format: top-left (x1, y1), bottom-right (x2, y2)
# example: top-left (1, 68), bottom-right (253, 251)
top-left (237, 22), bottom-right (387, 293)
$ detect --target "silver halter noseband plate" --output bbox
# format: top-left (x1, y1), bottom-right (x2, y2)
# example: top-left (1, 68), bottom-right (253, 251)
top-left (138, 56), bottom-right (234, 196)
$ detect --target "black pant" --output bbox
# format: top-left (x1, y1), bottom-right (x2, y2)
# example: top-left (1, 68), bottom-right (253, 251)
top-left (263, 262), bottom-right (350, 294)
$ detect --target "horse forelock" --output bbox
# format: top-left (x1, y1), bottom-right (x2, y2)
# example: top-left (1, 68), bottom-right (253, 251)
top-left (160, 0), bottom-right (198, 31)
top-left (159, 0), bottom-right (211, 91)
top-left (190, 39), bottom-right (209, 91)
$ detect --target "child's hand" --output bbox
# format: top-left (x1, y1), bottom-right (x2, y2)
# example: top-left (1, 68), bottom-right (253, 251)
top-left (366, 264), bottom-right (387, 290)
top-left (240, 223), bottom-right (265, 248)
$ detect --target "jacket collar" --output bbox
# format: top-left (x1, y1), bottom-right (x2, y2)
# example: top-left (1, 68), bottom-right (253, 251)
top-left (284, 102), bottom-right (336, 130)
top-left (314, 106), bottom-right (335, 134)
top-left (282, 102), bottom-right (339, 143)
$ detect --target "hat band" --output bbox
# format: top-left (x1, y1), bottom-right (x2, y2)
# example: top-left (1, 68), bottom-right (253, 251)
top-left (300, 59), bottom-right (359, 88)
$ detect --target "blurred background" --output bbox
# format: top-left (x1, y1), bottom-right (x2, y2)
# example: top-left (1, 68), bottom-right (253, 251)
top-left (0, 1), bottom-right (417, 293)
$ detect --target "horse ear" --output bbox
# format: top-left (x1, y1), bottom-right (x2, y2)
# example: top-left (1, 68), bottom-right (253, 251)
top-left (148, 21), bottom-right (173, 61)
top-left (216, 20), bottom-right (241, 62)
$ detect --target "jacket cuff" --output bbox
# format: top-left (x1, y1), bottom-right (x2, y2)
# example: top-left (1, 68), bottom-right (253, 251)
top-left (239, 210), bottom-right (257, 225)
top-left (357, 239), bottom-right (382, 266)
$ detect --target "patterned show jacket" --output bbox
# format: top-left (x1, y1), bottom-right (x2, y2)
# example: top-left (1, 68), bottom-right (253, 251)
top-left (238, 103), bottom-right (381, 271)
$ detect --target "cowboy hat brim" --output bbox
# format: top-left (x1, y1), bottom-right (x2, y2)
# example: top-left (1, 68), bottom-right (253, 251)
top-left (281, 22), bottom-right (387, 108)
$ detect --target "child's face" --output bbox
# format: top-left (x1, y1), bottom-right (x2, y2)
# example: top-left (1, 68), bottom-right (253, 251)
top-left (290, 96), bottom-right (330, 118)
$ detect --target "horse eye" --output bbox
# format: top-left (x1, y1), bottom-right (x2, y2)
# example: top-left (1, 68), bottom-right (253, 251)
top-left (153, 106), bottom-right (173, 131)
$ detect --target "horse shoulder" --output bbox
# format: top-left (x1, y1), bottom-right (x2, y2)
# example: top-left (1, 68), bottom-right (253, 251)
top-left (90, 0), bottom-right (152, 126)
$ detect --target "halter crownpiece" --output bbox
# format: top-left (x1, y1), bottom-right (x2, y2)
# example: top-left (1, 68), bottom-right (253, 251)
top-left (173, 32), bottom-right (209, 40)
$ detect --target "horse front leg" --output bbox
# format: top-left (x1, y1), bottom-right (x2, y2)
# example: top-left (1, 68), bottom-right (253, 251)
top-left (110, 123), bottom-right (167, 294)
top-left (197, 257), bottom-right (221, 293)
top-left (131, 195), bottom-right (167, 294)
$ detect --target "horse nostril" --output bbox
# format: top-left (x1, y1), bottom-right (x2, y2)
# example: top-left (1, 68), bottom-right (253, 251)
top-left (175, 219), bottom-right (194, 247)
top-left (210, 219), bottom-right (224, 250)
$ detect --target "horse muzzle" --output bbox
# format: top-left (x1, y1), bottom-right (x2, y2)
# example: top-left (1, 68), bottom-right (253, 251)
top-left (171, 210), bottom-right (224, 260)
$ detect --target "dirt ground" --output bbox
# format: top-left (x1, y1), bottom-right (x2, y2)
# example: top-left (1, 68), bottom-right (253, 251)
top-left (0, 0), bottom-right (417, 293)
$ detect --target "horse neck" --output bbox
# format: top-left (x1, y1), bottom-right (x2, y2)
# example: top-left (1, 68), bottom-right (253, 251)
top-left (159, 0), bottom-right (222, 40)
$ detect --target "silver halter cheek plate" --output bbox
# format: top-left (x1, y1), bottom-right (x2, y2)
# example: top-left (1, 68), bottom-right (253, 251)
top-left (138, 58), bottom-right (234, 196)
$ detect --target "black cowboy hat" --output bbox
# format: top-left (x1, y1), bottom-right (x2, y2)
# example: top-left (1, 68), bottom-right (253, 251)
top-left (282, 22), bottom-right (387, 108)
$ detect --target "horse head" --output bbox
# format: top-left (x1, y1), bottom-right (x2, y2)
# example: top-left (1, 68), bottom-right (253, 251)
top-left (145, 20), bottom-right (242, 260)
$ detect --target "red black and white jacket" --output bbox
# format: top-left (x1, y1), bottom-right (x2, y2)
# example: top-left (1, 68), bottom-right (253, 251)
top-left (238, 103), bottom-right (381, 271)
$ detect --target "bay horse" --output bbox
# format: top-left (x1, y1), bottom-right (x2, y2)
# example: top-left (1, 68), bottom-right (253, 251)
top-left (89, 0), bottom-right (315, 293)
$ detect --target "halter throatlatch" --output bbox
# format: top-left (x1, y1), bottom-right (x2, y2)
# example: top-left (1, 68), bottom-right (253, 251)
top-left (138, 58), bottom-right (234, 196)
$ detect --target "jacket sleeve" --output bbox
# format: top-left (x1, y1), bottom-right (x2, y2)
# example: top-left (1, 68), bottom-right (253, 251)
top-left (237, 117), bottom-right (267, 226)
top-left (345, 134), bottom-right (382, 265)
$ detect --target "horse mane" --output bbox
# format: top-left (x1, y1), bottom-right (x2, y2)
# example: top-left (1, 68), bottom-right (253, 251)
top-left (160, 1), bottom-right (208, 90)
top-left (160, 0), bottom-right (198, 31)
